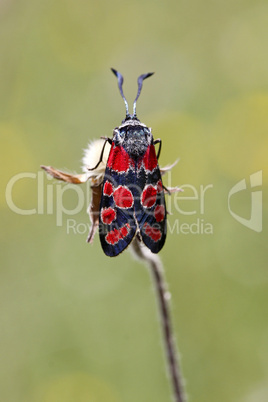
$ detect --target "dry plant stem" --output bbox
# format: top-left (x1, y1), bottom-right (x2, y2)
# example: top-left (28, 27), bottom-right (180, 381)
top-left (131, 238), bottom-right (186, 402)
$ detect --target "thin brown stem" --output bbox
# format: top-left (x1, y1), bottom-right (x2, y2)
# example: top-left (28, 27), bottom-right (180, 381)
top-left (131, 239), bottom-right (186, 402)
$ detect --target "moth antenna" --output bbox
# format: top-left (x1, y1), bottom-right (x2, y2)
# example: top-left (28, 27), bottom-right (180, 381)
top-left (111, 68), bottom-right (130, 118)
top-left (133, 72), bottom-right (154, 118)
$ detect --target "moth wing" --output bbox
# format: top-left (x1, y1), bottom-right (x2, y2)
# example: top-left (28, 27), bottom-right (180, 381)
top-left (135, 146), bottom-right (167, 253)
top-left (99, 144), bottom-right (137, 257)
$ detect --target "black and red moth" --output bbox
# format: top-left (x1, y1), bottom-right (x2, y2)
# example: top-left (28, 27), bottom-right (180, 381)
top-left (41, 69), bottom-right (177, 257)
top-left (95, 69), bottom-right (167, 257)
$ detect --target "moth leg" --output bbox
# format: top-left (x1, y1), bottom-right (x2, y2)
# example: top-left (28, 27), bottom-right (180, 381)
top-left (100, 136), bottom-right (113, 145)
top-left (153, 138), bottom-right (162, 160)
top-left (87, 138), bottom-right (110, 171)
top-left (163, 184), bottom-right (171, 195)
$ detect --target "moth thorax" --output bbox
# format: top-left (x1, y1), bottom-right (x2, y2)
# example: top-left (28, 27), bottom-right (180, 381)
top-left (123, 126), bottom-right (150, 158)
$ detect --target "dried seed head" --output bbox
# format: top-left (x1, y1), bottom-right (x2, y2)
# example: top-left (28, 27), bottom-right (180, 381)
top-left (82, 139), bottom-right (111, 185)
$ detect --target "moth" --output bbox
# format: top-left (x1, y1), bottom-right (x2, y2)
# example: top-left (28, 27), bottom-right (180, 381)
top-left (93, 69), bottom-right (166, 257)
top-left (42, 69), bottom-right (180, 257)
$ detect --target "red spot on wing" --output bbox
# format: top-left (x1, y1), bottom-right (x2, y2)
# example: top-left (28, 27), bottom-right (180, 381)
top-left (106, 229), bottom-right (120, 245)
top-left (105, 223), bottom-right (131, 245)
top-left (119, 224), bottom-right (129, 238)
top-left (103, 181), bottom-right (113, 196)
top-left (143, 144), bottom-right (158, 171)
top-left (107, 145), bottom-right (130, 172)
top-left (113, 186), bottom-right (134, 209)
top-left (154, 205), bottom-right (165, 222)
top-left (157, 180), bottom-right (163, 193)
top-left (101, 207), bottom-right (116, 225)
top-left (143, 222), bottom-right (162, 242)
top-left (141, 185), bottom-right (157, 208)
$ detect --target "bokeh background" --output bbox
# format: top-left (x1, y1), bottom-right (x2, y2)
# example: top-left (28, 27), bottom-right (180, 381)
top-left (1, 1), bottom-right (268, 401)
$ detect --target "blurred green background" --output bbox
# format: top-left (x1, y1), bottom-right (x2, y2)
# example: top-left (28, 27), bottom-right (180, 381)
top-left (1, 1), bottom-right (268, 401)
